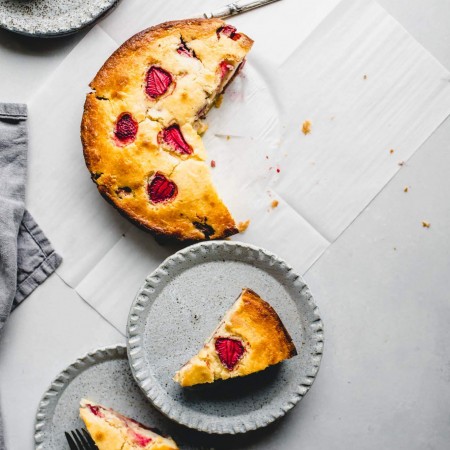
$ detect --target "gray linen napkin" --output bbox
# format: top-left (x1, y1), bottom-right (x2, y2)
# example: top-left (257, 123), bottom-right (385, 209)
top-left (0, 103), bottom-right (62, 448)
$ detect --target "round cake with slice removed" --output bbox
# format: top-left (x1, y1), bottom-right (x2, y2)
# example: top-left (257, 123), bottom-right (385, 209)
top-left (81, 19), bottom-right (253, 241)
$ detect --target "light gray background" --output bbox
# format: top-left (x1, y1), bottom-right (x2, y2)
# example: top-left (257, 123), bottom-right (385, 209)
top-left (0, 0), bottom-right (449, 449)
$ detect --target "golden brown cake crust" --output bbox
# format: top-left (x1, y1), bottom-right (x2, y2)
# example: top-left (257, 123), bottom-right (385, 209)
top-left (81, 19), bottom-right (253, 241)
top-left (238, 288), bottom-right (298, 361)
top-left (89, 19), bottom-right (253, 94)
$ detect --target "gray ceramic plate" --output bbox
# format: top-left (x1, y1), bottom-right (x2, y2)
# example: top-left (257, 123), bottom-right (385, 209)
top-left (34, 345), bottom-right (195, 449)
top-left (0, 0), bottom-right (119, 37)
top-left (127, 241), bottom-right (324, 434)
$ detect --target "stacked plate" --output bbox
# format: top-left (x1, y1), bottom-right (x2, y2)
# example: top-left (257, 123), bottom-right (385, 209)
top-left (0, 0), bottom-right (119, 37)
top-left (35, 241), bottom-right (324, 448)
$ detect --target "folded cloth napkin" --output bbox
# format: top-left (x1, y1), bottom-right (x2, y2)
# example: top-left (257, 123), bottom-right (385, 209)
top-left (0, 103), bottom-right (62, 448)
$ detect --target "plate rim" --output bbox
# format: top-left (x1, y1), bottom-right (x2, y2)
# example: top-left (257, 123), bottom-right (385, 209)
top-left (0, 0), bottom-right (119, 37)
top-left (34, 343), bottom-right (126, 449)
top-left (126, 240), bottom-right (324, 434)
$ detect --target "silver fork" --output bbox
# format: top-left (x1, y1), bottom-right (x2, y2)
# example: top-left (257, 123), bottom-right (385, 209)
top-left (196, 0), bottom-right (282, 19)
top-left (65, 429), bottom-right (98, 450)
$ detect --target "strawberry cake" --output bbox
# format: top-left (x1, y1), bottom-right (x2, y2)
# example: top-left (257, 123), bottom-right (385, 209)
top-left (81, 19), bottom-right (253, 240)
top-left (79, 399), bottom-right (178, 449)
top-left (174, 288), bottom-right (297, 387)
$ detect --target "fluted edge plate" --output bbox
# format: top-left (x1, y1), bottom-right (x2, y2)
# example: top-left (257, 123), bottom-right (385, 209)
top-left (0, 0), bottom-right (119, 37)
top-left (127, 241), bottom-right (324, 435)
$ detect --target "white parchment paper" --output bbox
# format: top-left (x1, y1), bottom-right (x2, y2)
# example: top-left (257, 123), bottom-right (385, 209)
top-left (26, 0), bottom-right (450, 332)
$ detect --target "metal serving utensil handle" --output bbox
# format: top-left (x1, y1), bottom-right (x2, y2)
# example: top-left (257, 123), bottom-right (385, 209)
top-left (200, 0), bottom-right (282, 19)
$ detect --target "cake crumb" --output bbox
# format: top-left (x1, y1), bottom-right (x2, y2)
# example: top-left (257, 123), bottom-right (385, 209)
top-left (398, 160), bottom-right (405, 166)
top-left (390, 149), bottom-right (395, 154)
top-left (422, 221), bottom-right (431, 228)
top-left (271, 200), bottom-right (279, 209)
top-left (195, 121), bottom-right (208, 135)
top-left (265, 155), bottom-right (269, 159)
top-left (276, 167), bottom-right (281, 173)
top-left (302, 120), bottom-right (312, 135)
top-left (214, 94), bottom-right (224, 108)
top-left (404, 186), bottom-right (409, 193)
top-left (211, 160), bottom-right (216, 168)
top-left (363, 74), bottom-right (368, 80)
top-left (238, 220), bottom-right (250, 233)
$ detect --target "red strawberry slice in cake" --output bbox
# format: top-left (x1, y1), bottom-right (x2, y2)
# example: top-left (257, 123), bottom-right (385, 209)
top-left (145, 66), bottom-right (173, 99)
top-left (114, 113), bottom-right (138, 145)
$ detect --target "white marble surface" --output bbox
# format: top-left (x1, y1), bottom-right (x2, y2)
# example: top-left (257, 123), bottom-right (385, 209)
top-left (0, 0), bottom-right (449, 449)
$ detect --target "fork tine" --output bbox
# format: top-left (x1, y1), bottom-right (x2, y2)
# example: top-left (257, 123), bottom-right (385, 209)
top-left (75, 429), bottom-right (89, 448)
top-left (71, 430), bottom-right (84, 449)
top-left (64, 431), bottom-right (79, 450)
top-left (75, 428), bottom-right (97, 450)
top-left (81, 428), bottom-right (98, 450)
top-left (65, 428), bottom-right (98, 450)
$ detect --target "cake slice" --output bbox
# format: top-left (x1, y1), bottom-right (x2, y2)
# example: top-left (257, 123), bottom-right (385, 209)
top-left (174, 289), bottom-right (297, 387)
top-left (79, 399), bottom-right (178, 450)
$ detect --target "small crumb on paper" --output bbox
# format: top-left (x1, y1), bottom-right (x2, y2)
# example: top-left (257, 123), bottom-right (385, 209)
top-left (404, 186), bottom-right (409, 193)
top-left (214, 94), bottom-right (224, 108)
top-left (398, 160), bottom-right (405, 166)
top-left (238, 220), bottom-right (250, 233)
top-left (363, 74), bottom-right (368, 80)
top-left (211, 160), bottom-right (216, 168)
top-left (276, 167), bottom-right (281, 173)
top-left (422, 221), bottom-right (431, 228)
top-left (393, 247), bottom-right (397, 251)
top-left (226, 135), bottom-right (230, 141)
top-left (390, 149), bottom-right (395, 154)
top-left (271, 200), bottom-right (279, 209)
top-left (302, 120), bottom-right (312, 135)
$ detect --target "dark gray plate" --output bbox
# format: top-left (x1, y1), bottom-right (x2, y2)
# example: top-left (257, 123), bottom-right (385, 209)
top-left (34, 345), bottom-right (196, 449)
top-left (0, 0), bottom-right (119, 37)
top-left (127, 241), bottom-right (324, 434)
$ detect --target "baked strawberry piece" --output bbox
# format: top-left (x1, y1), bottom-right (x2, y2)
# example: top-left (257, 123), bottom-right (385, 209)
top-left (145, 66), bottom-right (173, 99)
top-left (174, 289), bottom-right (297, 387)
top-left (114, 113), bottom-right (138, 145)
top-left (79, 399), bottom-right (178, 450)
top-left (81, 19), bottom-right (253, 241)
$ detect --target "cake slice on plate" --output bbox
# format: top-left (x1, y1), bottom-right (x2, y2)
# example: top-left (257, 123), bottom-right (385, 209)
top-left (79, 399), bottom-right (178, 450)
top-left (174, 288), bottom-right (297, 387)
